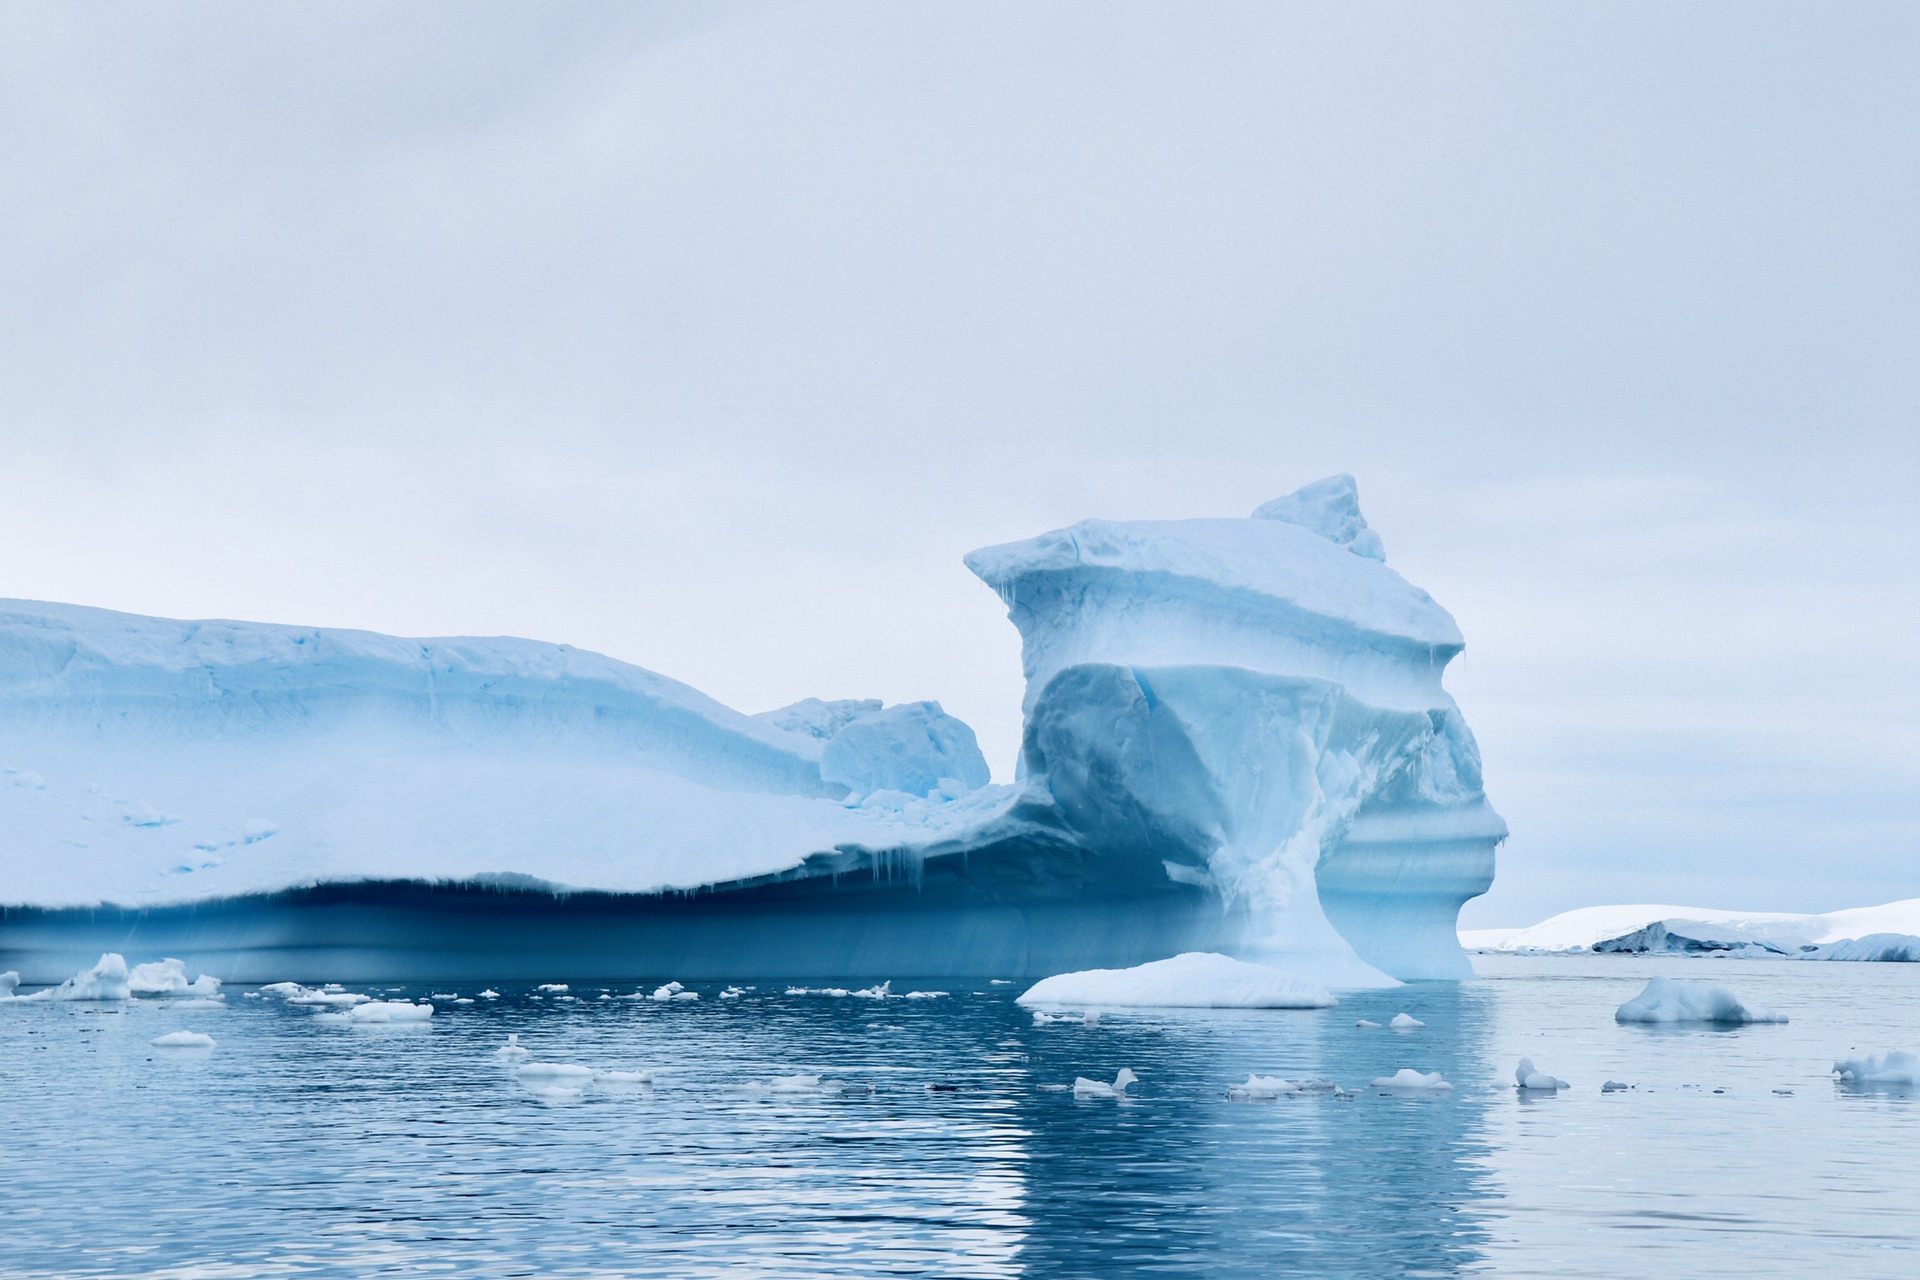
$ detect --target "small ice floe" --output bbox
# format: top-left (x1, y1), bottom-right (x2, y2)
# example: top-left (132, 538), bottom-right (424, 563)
top-left (478, 989), bottom-right (500, 999)
top-left (905, 990), bottom-right (949, 999)
top-left (1833, 1050), bottom-right (1920, 1087)
top-left (1, 972), bottom-right (19, 996)
top-left (2, 953), bottom-right (131, 1002)
top-left (1354, 1019), bottom-right (1382, 1029)
top-left (594, 1069), bottom-right (653, 1086)
top-left (129, 959), bottom-right (223, 1000)
top-left (347, 1000), bottom-right (433, 1023)
top-left (494, 1034), bottom-right (533, 1063)
top-left (430, 992), bottom-right (459, 1001)
top-left (1072, 1068), bottom-right (1138, 1099)
top-left (650, 981), bottom-right (697, 1001)
top-left (1019, 953), bottom-right (1335, 1010)
top-left (1514, 1058), bottom-right (1569, 1091)
top-left (453, 998), bottom-right (475, 1005)
top-left (172, 998), bottom-right (228, 1011)
top-left (1226, 1073), bottom-right (1299, 1100)
top-left (1371, 1069), bottom-right (1453, 1093)
top-left (720, 986), bottom-right (746, 1000)
top-left (732, 1072), bottom-right (835, 1096)
top-left (537, 984), bottom-right (569, 993)
top-left (527, 1085), bottom-right (586, 1105)
top-left (1032, 1009), bottom-right (1100, 1026)
top-left (852, 981), bottom-right (892, 999)
top-left (1614, 977), bottom-right (1787, 1025)
top-left (1389, 1013), bottom-right (1425, 1031)
top-left (150, 1030), bottom-right (216, 1048)
top-left (1601, 1080), bottom-right (1633, 1093)
top-left (990, 979), bottom-right (1013, 985)
top-left (516, 1062), bottom-right (594, 1083)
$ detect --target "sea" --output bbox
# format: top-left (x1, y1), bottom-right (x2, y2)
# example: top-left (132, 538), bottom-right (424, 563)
top-left (3, 953), bottom-right (1916, 1278)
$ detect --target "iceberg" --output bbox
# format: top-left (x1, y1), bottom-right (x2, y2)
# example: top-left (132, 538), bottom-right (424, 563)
top-left (1613, 977), bottom-right (1787, 1025)
top-left (0, 477), bottom-right (1501, 985)
top-left (1833, 1050), bottom-right (1920, 1087)
top-left (1015, 952), bottom-right (1337, 1010)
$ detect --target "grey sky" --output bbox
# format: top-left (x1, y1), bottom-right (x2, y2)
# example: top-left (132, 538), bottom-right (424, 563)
top-left (3, 1), bottom-right (1915, 925)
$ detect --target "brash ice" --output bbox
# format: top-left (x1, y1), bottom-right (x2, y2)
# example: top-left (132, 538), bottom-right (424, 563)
top-left (0, 478), bottom-right (1502, 984)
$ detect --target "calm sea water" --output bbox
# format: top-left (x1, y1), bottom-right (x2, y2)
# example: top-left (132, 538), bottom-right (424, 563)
top-left (3, 954), bottom-right (1916, 1278)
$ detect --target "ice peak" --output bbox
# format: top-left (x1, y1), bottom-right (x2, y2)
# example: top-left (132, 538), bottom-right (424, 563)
top-left (1252, 475), bottom-right (1386, 561)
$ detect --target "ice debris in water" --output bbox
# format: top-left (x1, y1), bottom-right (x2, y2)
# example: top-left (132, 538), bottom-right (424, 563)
top-left (1072, 1068), bottom-right (1138, 1098)
top-left (128, 959), bottom-right (222, 999)
top-left (1601, 1080), bottom-right (1633, 1093)
top-left (150, 1030), bottom-right (216, 1048)
top-left (494, 1034), bottom-right (532, 1064)
top-left (650, 981), bottom-right (697, 1001)
top-left (1018, 953), bottom-right (1336, 1010)
top-left (1614, 977), bottom-right (1787, 1025)
top-left (1389, 1013), bottom-right (1424, 1030)
top-left (1032, 1009), bottom-right (1100, 1026)
top-left (720, 986), bottom-right (746, 999)
top-left (1371, 1069), bottom-right (1453, 1092)
top-left (1354, 1019), bottom-right (1382, 1029)
top-left (516, 1063), bottom-right (595, 1081)
top-left (0, 953), bottom-right (130, 1002)
top-left (0, 972), bottom-right (16, 996)
top-left (1515, 1058), bottom-right (1569, 1091)
top-left (478, 989), bottom-right (500, 999)
top-left (1226, 1073), bottom-right (1299, 1100)
top-left (1833, 1050), bottom-right (1920, 1086)
top-left (537, 984), bottom-right (569, 993)
top-left (346, 1000), bottom-right (433, 1023)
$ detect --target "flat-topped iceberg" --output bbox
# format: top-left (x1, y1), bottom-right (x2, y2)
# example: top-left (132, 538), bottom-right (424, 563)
top-left (1016, 953), bottom-right (1337, 1009)
top-left (1, 477), bottom-right (1501, 984)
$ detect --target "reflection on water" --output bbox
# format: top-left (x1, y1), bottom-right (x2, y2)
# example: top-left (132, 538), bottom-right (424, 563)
top-left (1, 958), bottom-right (1916, 1277)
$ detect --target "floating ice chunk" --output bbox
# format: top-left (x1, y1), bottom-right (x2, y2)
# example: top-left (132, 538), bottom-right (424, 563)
top-left (1601, 1080), bottom-right (1633, 1093)
top-left (1389, 1013), bottom-right (1424, 1030)
top-left (516, 1062), bottom-right (594, 1081)
top-left (478, 989), bottom-right (500, 999)
top-left (347, 1000), bottom-right (433, 1023)
top-left (1072, 1068), bottom-right (1138, 1098)
top-left (172, 998), bottom-right (227, 1010)
top-left (150, 1030), bottom-right (216, 1048)
top-left (494, 1034), bottom-right (532, 1063)
top-left (1371, 1069), bottom-right (1453, 1092)
top-left (1515, 1058), bottom-right (1569, 1091)
top-left (527, 1085), bottom-right (585, 1105)
top-left (1614, 977), bottom-right (1787, 1025)
top-left (1018, 953), bottom-right (1336, 1010)
top-left (128, 959), bottom-right (222, 998)
top-left (852, 981), bottom-right (891, 1000)
top-left (594, 1069), bottom-right (653, 1085)
top-left (650, 981), bottom-right (684, 1001)
top-left (288, 989), bottom-right (371, 1007)
top-left (720, 986), bottom-right (746, 999)
top-left (1833, 1050), bottom-right (1920, 1086)
top-left (1820, 934), bottom-right (1920, 962)
top-left (537, 983), bottom-right (569, 993)
top-left (0, 972), bottom-right (17, 995)
top-left (904, 991), bottom-right (948, 999)
top-left (989, 979), bottom-right (1013, 985)
top-left (4, 953), bottom-right (130, 1002)
top-left (1032, 1009), bottom-right (1100, 1026)
top-left (1354, 1019), bottom-right (1382, 1029)
top-left (1226, 1073), bottom-right (1298, 1100)
top-left (430, 992), bottom-right (459, 1001)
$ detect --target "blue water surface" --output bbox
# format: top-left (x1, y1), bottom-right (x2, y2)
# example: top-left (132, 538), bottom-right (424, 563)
top-left (2, 955), bottom-right (1916, 1278)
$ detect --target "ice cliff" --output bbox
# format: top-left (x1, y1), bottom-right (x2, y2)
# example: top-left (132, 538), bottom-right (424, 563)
top-left (1, 477), bottom-right (1502, 983)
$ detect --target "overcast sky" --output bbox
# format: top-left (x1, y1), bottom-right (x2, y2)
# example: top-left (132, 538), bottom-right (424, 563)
top-left (3, 1), bottom-right (1915, 925)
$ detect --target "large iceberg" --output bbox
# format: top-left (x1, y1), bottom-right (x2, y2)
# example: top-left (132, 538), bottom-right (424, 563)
top-left (0, 477), bottom-right (1502, 984)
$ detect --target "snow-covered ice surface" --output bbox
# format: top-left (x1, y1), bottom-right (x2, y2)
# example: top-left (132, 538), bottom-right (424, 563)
top-left (1, 954), bottom-right (1918, 1279)
top-left (0, 479), bottom-right (1501, 986)
top-left (1463, 898), bottom-right (1920, 960)
top-left (1016, 953), bottom-right (1337, 1009)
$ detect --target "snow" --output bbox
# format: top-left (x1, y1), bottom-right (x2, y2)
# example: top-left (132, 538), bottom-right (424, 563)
top-left (1514, 1058), bottom-right (1569, 1090)
top-left (1371, 1069), bottom-right (1452, 1092)
top-left (150, 1030), bottom-right (216, 1048)
top-left (1464, 898), bottom-right (1920, 959)
top-left (1613, 977), bottom-right (1787, 1025)
top-left (1017, 953), bottom-right (1337, 1009)
top-left (1833, 1050), bottom-right (1920, 1086)
top-left (2, 478), bottom-right (1502, 986)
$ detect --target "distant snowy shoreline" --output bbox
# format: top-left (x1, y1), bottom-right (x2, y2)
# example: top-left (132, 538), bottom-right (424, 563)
top-left (1461, 899), bottom-right (1920, 961)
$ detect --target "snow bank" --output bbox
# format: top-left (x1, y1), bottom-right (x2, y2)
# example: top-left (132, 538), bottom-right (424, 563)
top-left (1017, 953), bottom-right (1336, 1009)
top-left (1613, 977), bottom-right (1787, 1025)
top-left (1833, 1050), bottom-right (1920, 1086)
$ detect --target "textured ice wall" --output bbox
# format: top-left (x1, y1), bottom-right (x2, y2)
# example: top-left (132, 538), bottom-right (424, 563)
top-left (966, 475), bottom-right (1503, 979)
